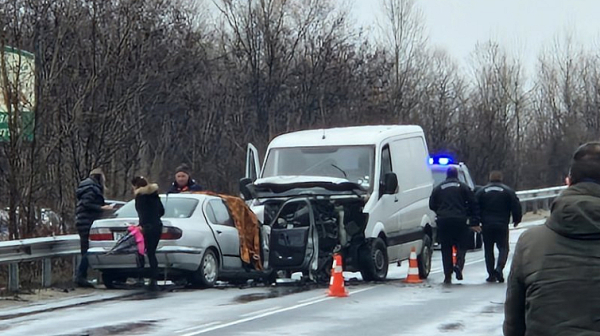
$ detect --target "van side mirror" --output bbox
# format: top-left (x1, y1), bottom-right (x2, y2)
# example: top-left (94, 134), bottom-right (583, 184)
top-left (239, 178), bottom-right (253, 200)
top-left (383, 172), bottom-right (398, 195)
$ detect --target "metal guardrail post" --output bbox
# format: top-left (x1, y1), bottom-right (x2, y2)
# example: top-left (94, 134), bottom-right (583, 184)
top-left (8, 263), bottom-right (19, 292)
top-left (42, 258), bottom-right (52, 288)
top-left (543, 198), bottom-right (550, 211)
top-left (72, 255), bottom-right (80, 282)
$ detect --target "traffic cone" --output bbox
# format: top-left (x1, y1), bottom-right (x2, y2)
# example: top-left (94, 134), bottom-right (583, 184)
top-left (404, 246), bottom-right (422, 284)
top-left (328, 253), bottom-right (348, 297)
top-left (452, 246), bottom-right (457, 266)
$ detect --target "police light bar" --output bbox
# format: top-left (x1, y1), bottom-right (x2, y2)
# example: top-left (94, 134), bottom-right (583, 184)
top-left (429, 155), bottom-right (454, 165)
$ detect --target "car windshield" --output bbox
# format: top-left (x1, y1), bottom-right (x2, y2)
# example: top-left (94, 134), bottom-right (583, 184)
top-left (262, 145), bottom-right (375, 189)
top-left (113, 197), bottom-right (199, 219)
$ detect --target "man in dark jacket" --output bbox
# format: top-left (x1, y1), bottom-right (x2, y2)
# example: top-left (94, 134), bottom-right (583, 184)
top-left (429, 166), bottom-right (480, 284)
top-left (504, 142), bottom-right (600, 336)
top-left (168, 164), bottom-right (204, 193)
top-left (476, 171), bottom-right (522, 283)
top-left (75, 168), bottom-right (113, 287)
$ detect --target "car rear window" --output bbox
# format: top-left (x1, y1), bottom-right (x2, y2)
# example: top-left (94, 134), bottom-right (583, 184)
top-left (113, 197), bottom-right (199, 219)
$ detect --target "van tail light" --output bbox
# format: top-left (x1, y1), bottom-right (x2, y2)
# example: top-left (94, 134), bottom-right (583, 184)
top-left (89, 228), bottom-right (113, 241)
top-left (161, 226), bottom-right (182, 240)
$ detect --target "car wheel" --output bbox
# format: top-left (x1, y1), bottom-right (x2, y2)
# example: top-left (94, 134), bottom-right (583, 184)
top-left (192, 249), bottom-right (219, 288)
top-left (417, 235), bottom-right (433, 279)
top-left (101, 271), bottom-right (126, 289)
top-left (360, 238), bottom-right (389, 281)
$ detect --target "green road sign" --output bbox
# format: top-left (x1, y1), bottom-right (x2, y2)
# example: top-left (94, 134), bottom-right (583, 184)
top-left (0, 46), bottom-right (35, 141)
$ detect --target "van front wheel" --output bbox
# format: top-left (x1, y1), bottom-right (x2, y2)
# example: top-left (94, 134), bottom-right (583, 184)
top-left (418, 235), bottom-right (433, 279)
top-left (360, 238), bottom-right (389, 281)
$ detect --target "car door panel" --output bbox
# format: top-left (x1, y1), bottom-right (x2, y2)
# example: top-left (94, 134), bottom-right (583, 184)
top-left (205, 199), bottom-right (241, 269)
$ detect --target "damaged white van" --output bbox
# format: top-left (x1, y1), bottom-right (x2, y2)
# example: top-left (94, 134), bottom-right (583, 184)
top-left (240, 125), bottom-right (436, 282)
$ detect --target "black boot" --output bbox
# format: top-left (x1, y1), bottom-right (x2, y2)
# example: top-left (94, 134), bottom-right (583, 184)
top-left (486, 275), bottom-right (497, 283)
top-left (443, 275), bottom-right (452, 285)
top-left (494, 268), bottom-right (505, 283)
top-left (453, 265), bottom-right (463, 280)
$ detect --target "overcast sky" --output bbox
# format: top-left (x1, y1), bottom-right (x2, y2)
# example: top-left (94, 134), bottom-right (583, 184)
top-left (351, 0), bottom-right (600, 73)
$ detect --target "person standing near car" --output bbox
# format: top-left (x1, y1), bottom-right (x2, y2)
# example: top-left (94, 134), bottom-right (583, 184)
top-left (504, 142), bottom-right (600, 335)
top-left (429, 166), bottom-right (480, 284)
top-left (168, 164), bottom-right (204, 193)
top-left (75, 168), bottom-right (114, 288)
top-left (132, 176), bottom-right (164, 291)
top-left (476, 171), bottom-right (522, 283)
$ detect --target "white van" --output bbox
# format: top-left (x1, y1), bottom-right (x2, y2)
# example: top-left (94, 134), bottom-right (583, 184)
top-left (241, 125), bottom-right (436, 282)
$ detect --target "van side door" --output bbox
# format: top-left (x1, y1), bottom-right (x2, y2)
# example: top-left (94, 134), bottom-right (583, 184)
top-left (369, 144), bottom-right (402, 262)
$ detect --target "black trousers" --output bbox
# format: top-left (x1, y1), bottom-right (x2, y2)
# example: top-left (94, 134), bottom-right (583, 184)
top-left (142, 224), bottom-right (162, 284)
top-left (77, 229), bottom-right (90, 279)
top-left (437, 218), bottom-right (469, 277)
top-left (482, 225), bottom-right (509, 276)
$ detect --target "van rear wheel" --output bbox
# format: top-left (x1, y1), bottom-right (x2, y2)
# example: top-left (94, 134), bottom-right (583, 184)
top-left (360, 238), bottom-right (389, 281)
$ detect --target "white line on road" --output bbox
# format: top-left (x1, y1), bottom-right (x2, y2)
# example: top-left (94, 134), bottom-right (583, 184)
top-left (176, 322), bottom-right (222, 333)
top-left (298, 295), bottom-right (327, 304)
top-left (180, 287), bottom-right (376, 336)
top-left (240, 306), bottom-right (283, 318)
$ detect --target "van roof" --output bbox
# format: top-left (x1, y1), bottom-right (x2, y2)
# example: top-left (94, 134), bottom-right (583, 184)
top-left (268, 125), bottom-right (424, 148)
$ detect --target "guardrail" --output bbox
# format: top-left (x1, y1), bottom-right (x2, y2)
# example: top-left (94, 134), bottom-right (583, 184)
top-left (1, 235), bottom-right (80, 292)
top-left (0, 185), bottom-right (568, 292)
top-left (516, 185), bottom-right (567, 213)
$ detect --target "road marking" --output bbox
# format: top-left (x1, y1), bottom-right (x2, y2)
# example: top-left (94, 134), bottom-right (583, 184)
top-left (240, 306), bottom-right (282, 318)
top-left (180, 287), bottom-right (376, 336)
top-left (176, 322), bottom-right (222, 333)
top-left (430, 258), bottom-right (486, 275)
top-left (297, 295), bottom-right (327, 304)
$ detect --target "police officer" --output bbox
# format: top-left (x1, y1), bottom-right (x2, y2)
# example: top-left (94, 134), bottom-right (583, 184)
top-left (429, 166), bottom-right (480, 284)
top-left (476, 170), bottom-right (522, 283)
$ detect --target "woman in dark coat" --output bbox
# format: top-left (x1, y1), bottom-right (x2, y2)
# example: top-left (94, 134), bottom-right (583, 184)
top-left (131, 176), bottom-right (164, 291)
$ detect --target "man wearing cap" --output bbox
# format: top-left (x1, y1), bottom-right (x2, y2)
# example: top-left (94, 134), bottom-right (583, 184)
top-left (75, 168), bottom-right (114, 287)
top-left (168, 164), bottom-right (204, 193)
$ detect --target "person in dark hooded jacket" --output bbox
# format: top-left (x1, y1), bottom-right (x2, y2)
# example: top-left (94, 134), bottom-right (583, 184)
top-left (132, 176), bottom-right (164, 291)
top-left (167, 164), bottom-right (203, 193)
top-left (504, 142), bottom-right (600, 336)
top-left (75, 168), bottom-right (114, 287)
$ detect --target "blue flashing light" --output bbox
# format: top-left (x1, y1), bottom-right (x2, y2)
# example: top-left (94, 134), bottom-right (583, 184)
top-left (430, 155), bottom-right (454, 166)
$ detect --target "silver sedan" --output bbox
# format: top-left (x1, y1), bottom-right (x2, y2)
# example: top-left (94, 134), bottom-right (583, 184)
top-left (87, 193), bottom-right (270, 288)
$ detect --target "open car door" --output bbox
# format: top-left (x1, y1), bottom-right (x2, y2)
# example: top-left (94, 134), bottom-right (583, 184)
top-left (268, 199), bottom-right (318, 274)
top-left (246, 144), bottom-right (261, 182)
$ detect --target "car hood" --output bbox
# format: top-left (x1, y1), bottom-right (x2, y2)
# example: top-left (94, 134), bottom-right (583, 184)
top-left (252, 176), bottom-right (367, 196)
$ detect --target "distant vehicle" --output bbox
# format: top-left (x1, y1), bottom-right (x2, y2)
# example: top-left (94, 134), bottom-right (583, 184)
top-left (241, 125), bottom-right (437, 282)
top-left (429, 155), bottom-right (482, 250)
top-left (105, 200), bottom-right (126, 210)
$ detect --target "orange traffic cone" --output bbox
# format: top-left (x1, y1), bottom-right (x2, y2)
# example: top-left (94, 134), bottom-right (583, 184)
top-left (404, 246), bottom-right (422, 284)
top-left (328, 253), bottom-right (348, 297)
top-left (452, 246), bottom-right (457, 266)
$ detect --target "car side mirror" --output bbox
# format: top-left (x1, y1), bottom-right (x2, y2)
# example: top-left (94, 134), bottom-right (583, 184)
top-left (239, 178), bottom-right (254, 200)
top-left (383, 172), bottom-right (398, 195)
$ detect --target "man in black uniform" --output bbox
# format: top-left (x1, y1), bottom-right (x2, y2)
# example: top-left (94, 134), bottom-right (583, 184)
top-left (476, 170), bottom-right (522, 283)
top-left (430, 166), bottom-right (480, 284)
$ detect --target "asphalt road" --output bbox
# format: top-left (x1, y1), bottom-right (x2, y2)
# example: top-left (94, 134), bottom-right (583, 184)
top-left (0, 222), bottom-right (539, 336)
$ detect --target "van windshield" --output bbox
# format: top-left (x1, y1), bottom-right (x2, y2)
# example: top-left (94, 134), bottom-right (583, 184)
top-left (262, 146), bottom-right (375, 189)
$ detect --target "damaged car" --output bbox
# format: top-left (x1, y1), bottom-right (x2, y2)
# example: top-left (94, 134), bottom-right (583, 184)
top-left (241, 125), bottom-right (437, 282)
